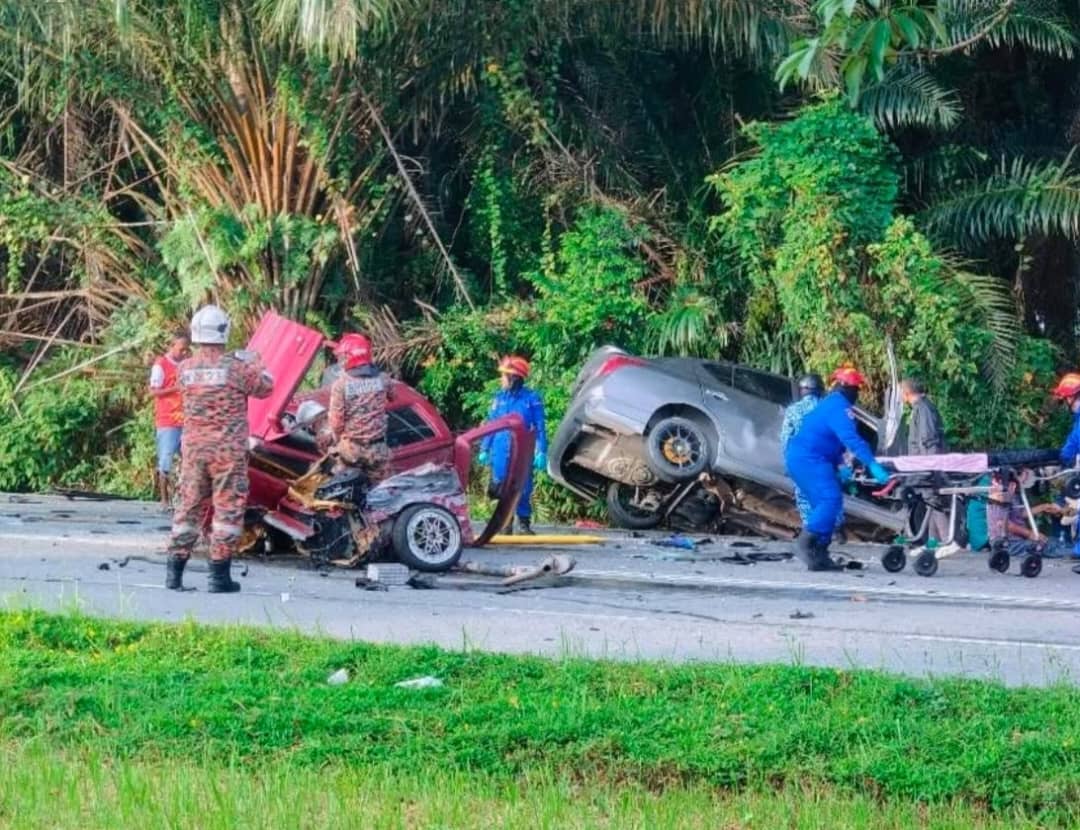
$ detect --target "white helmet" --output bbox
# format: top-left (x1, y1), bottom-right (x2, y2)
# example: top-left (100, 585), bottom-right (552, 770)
top-left (295, 400), bottom-right (327, 427)
top-left (190, 304), bottom-right (231, 345)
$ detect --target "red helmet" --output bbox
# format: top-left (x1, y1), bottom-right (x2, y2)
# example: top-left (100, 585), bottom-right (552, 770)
top-left (497, 355), bottom-right (531, 379)
top-left (1052, 373), bottom-right (1080, 400)
top-left (336, 333), bottom-right (372, 370)
top-left (832, 365), bottom-right (866, 387)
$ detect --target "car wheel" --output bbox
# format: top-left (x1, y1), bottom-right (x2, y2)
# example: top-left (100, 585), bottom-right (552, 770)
top-left (645, 416), bottom-right (710, 482)
top-left (606, 482), bottom-right (664, 530)
top-left (392, 504), bottom-right (463, 572)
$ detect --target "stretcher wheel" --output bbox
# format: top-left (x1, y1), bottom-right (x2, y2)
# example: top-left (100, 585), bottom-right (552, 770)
top-left (1020, 555), bottom-right (1042, 579)
top-left (988, 548), bottom-right (1010, 573)
top-left (881, 545), bottom-right (907, 573)
top-left (914, 550), bottom-right (938, 578)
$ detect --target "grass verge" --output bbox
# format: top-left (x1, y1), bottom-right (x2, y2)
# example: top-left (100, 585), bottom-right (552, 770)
top-left (1, 610), bottom-right (1078, 826)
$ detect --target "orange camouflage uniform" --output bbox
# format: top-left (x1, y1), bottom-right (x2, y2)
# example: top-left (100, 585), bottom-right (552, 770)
top-left (329, 366), bottom-right (390, 481)
top-left (167, 350), bottom-right (273, 561)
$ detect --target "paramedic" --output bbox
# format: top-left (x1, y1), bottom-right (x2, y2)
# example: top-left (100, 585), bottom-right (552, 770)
top-left (479, 355), bottom-right (547, 535)
top-left (785, 366), bottom-right (891, 571)
top-left (781, 373), bottom-right (843, 536)
top-left (1053, 373), bottom-right (1080, 468)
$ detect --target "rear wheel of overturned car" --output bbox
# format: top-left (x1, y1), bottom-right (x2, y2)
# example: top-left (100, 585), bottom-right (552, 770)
top-left (606, 482), bottom-right (664, 530)
top-left (392, 504), bottom-right (463, 572)
top-left (645, 416), bottom-right (710, 482)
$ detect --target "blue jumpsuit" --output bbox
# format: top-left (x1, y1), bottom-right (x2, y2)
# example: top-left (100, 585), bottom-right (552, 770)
top-left (1059, 410), bottom-right (1080, 556)
top-left (480, 386), bottom-right (547, 519)
top-left (1060, 410), bottom-right (1080, 468)
top-left (781, 395), bottom-right (843, 532)
top-left (784, 390), bottom-right (877, 539)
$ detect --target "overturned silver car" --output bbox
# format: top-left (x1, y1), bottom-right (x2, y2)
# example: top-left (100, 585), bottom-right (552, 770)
top-left (548, 346), bottom-right (907, 539)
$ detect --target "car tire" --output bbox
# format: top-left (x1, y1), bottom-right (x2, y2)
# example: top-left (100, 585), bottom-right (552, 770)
top-left (645, 416), bottom-right (710, 482)
top-left (606, 482), bottom-right (664, 530)
top-left (392, 504), bottom-right (463, 572)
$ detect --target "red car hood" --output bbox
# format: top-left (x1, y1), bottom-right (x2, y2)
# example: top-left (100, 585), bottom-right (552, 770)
top-left (246, 311), bottom-right (325, 441)
top-left (245, 311), bottom-right (534, 546)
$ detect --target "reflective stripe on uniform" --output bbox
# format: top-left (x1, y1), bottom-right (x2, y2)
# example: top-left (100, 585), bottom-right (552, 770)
top-left (182, 367), bottom-right (229, 386)
top-left (212, 520), bottom-right (243, 538)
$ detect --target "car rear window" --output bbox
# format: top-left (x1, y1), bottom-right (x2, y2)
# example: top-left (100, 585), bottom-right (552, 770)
top-left (387, 405), bottom-right (437, 448)
top-left (732, 368), bottom-right (794, 406)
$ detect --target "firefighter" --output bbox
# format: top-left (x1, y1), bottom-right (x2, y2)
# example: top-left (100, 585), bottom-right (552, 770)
top-left (478, 355), bottom-right (547, 535)
top-left (328, 333), bottom-right (391, 481)
top-left (165, 305), bottom-right (273, 593)
top-left (784, 366), bottom-right (891, 571)
top-left (1053, 373), bottom-right (1080, 469)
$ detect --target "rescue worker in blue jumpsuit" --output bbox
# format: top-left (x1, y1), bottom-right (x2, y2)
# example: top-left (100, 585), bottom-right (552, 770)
top-left (784, 366), bottom-right (891, 571)
top-left (479, 355), bottom-right (548, 535)
top-left (1051, 373), bottom-right (1080, 566)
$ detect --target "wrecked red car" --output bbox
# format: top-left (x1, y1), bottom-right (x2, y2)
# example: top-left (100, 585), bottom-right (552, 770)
top-left (241, 312), bottom-right (533, 569)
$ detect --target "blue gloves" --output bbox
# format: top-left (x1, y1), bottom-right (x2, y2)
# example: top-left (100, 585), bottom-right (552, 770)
top-left (868, 461), bottom-right (891, 485)
top-left (533, 451), bottom-right (547, 473)
top-left (837, 466), bottom-right (854, 485)
top-left (478, 450), bottom-right (489, 466)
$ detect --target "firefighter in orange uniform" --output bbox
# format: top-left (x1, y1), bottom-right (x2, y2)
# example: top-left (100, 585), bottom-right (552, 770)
top-left (165, 305), bottom-right (273, 593)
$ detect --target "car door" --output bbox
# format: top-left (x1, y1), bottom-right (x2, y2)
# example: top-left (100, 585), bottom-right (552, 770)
top-left (696, 362), bottom-right (795, 478)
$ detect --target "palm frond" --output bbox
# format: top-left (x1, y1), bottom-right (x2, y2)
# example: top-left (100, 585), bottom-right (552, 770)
top-left (651, 287), bottom-right (738, 356)
top-left (941, 0), bottom-right (1077, 58)
top-left (258, 0), bottom-right (397, 63)
top-left (922, 155), bottom-right (1080, 247)
top-left (950, 265), bottom-right (1022, 390)
top-left (858, 67), bottom-right (962, 131)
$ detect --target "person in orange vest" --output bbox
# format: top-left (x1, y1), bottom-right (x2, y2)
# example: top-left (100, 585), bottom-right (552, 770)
top-left (148, 330), bottom-right (190, 509)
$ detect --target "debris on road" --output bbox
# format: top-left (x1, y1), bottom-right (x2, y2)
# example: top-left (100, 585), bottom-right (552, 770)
top-left (458, 554), bottom-right (576, 586)
top-left (653, 535), bottom-right (697, 551)
top-left (395, 675), bottom-right (443, 689)
top-left (366, 563), bottom-right (411, 586)
top-left (327, 668), bottom-right (349, 686)
top-left (790, 610), bottom-right (815, 619)
top-left (97, 562), bottom-right (110, 571)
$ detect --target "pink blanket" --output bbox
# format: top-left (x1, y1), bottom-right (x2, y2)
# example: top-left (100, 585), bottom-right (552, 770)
top-left (886, 453), bottom-right (990, 474)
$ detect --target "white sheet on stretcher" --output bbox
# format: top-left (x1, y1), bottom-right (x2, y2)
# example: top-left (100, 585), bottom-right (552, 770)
top-left (886, 453), bottom-right (989, 474)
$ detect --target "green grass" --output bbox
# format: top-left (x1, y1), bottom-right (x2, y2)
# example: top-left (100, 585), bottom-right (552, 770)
top-left (1, 610), bottom-right (1078, 827)
top-left (0, 742), bottom-right (1043, 830)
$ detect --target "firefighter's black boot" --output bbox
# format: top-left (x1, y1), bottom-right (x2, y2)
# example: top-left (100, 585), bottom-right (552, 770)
top-left (518, 517), bottom-right (536, 536)
top-left (794, 530), bottom-right (817, 567)
top-left (808, 538), bottom-right (844, 572)
top-left (165, 555), bottom-right (187, 590)
top-left (207, 558), bottom-right (241, 594)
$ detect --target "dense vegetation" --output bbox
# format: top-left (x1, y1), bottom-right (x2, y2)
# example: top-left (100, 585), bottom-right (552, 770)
top-left (1, 610), bottom-right (1078, 825)
top-left (2, 1), bottom-right (1079, 510)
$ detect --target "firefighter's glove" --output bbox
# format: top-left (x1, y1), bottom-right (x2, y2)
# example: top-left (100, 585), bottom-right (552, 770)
top-left (533, 451), bottom-right (547, 473)
top-left (837, 466), bottom-right (854, 485)
top-left (478, 451), bottom-right (490, 466)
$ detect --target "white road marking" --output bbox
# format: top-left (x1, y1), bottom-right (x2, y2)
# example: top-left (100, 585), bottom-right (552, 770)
top-left (573, 568), bottom-right (1080, 610)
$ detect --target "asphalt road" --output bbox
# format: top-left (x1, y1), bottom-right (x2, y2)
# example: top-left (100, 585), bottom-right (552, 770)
top-left (2, 493), bottom-right (1080, 687)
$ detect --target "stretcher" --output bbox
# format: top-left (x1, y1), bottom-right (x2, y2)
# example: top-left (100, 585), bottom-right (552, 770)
top-left (862, 449), bottom-right (1073, 578)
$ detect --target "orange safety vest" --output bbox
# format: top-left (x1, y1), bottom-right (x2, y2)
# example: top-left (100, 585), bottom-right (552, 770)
top-left (153, 356), bottom-right (184, 428)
